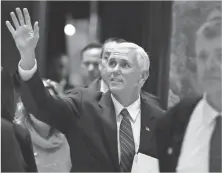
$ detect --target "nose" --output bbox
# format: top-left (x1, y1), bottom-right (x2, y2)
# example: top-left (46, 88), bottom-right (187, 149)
top-left (112, 64), bottom-right (121, 75)
top-left (88, 64), bottom-right (94, 72)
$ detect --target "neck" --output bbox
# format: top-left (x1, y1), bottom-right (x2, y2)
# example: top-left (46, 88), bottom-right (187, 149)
top-left (112, 89), bottom-right (140, 107)
top-left (206, 91), bottom-right (222, 112)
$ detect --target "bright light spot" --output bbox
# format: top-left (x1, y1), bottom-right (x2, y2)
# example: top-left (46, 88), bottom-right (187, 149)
top-left (64, 24), bottom-right (76, 36)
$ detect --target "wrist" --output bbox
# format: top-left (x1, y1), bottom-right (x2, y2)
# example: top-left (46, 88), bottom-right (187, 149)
top-left (20, 51), bottom-right (36, 70)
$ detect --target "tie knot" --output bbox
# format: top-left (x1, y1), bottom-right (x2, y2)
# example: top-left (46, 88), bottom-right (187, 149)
top-left (121, 108), bottom-right (130, 117)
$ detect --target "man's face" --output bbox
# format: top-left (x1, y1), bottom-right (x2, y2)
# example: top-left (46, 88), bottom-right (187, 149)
top-left (55, 55), bottom-right (69, 80)
top-left (106, 48), bottom-right (141, 94)
top-left (81, 48), bottom-right (102, 83)
top-left (101, 42), bottom-right (118, 82)
top-left (195, 37), bottom-right (221, 95)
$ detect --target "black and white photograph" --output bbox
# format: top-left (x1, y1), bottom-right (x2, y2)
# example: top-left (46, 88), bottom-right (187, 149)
top-left (1, 1), bottom-right (221, 172)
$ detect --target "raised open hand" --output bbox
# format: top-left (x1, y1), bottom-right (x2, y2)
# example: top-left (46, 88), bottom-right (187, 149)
top-left (6, 8), bottom-right (39, 55)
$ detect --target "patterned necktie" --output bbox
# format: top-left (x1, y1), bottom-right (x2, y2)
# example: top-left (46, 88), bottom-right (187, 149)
top-left (209, 115), bottom-right (221, 172)
top-left (119, 108), bottom-right (135, 172)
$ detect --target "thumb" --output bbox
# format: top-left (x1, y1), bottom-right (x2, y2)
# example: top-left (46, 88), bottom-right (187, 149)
top-left (33, 21), bottom-right (39, 38)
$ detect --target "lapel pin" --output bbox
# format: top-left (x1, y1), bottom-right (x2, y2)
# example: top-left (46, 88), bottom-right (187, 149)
top-left (145, 126), bottom-right (150, 131)
top-left (167, 147), bottom-right (173, 155)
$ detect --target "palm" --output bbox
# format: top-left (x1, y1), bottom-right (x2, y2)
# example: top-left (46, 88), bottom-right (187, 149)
top-left (14, 25), bottom-right (38, 53)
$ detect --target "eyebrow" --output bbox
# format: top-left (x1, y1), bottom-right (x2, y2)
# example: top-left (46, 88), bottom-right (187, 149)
top-left (111, 52), bottom-right (129, 56)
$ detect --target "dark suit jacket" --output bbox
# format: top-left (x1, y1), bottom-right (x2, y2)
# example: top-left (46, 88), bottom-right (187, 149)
top-left (88, 78), bottom-right (162, 108)
top-left (156, 96), bottom-right (201, 172)
top-left (1, 118), bottom-right (26, 172)
top-left (20, 71), bottom-right (164, 172)
top-left (1, 110), bottom-right (37, 172)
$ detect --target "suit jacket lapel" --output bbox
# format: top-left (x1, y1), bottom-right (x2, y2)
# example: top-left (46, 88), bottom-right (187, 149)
top-left (138, 95), bottom-right (158, 158)
top-left (98, 91), bottom-right (120, 171)
top-left (88, 78), bottom-right (101, 91)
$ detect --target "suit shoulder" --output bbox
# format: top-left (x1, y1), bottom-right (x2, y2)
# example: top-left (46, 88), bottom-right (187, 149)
top-left (150, 104), bottom-right (165, 119)
top-left (66, 87), bottom-right (102, 103)
top-left (81, 87), bottom-right (103, 102)
top-left (156, 96), bottom-right (201, 130)
top-left (141, 91), bottom-right (161, 108)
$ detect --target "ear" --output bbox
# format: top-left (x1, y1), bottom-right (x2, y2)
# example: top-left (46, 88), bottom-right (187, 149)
top-left (140, 70), bottom-right (149, 83)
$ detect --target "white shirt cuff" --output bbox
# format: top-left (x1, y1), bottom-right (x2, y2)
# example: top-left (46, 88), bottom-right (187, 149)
top-left (18, 59), bottom-right (37, 81)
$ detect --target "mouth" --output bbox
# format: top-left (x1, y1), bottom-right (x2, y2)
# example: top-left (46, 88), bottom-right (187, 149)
top-left (110, 78), bottom-right (123, 83)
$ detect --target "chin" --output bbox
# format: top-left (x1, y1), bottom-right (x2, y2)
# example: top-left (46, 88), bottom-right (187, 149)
top-left (109, 85), bottom-right (124, 93)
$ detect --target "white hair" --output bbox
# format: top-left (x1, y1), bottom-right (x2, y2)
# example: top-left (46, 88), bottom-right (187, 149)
top-left (113, 42), bottom-right (150, 72)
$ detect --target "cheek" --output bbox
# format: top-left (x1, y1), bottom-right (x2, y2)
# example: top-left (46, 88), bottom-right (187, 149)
top-left (123, 71), bottom-right (140, 83)
top-left (106, 67), bottom-right (112, 75)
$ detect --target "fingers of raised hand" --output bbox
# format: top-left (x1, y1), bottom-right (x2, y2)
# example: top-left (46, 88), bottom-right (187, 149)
top-left (23, 8), bottom-right (32, 29)
top-left (5, 21), bottom-right (15, 36)
top-left (16, 8), bottom-right (25, 25)
top-left (9, 8), bottom-right (32, 29)
top-left (33, 21), bottom-right (39, 38)
top-left (10, 12), bottom-right (20, 29)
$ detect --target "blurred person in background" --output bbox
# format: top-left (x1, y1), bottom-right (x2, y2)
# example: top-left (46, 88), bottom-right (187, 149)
top-left (80, 42), bottom-right (102, 86)
top-left (49, 54), bottom-right (74, 94)
top-left (88, 37), bottom-right (126, 93)
top-left (156, 10), bottom-right (221, 172)
top-left (1, 67), bottom-right (37, 172)
top-left (14, 79), bottom-right (72, 172)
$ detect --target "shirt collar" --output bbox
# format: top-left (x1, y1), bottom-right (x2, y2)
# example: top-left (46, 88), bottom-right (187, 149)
top-left (202, 93), bottom-right (221, 125)
top-left (111, 94), bottom-right (141, 122)
top-left (100, 79), bottom-right (109, 93)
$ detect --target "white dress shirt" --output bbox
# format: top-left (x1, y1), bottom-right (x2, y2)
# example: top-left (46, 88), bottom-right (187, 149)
top-left (18, 59), bottom-right (38, 81)
top-left (18, 60), bottom-right (142, 163)
top-left (176, 95), bottom-right (221, 173)
top-left (111, 94), bottom-right (141, 162)
top-left (100, 79), bottom-right (109, 93)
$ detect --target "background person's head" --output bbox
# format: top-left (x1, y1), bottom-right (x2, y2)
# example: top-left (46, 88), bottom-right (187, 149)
top-left (106, 42), bottom-right (150, 97)
top-left (54, 54), bottom-right (70, 82)
top-left (80, 42), bottom-right (102, 85)
top-left (195, 10), bottom-right (221, 97)
top-left (100, 37), bottom-right (126, 83)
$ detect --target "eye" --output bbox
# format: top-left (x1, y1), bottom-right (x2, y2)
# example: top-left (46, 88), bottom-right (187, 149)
top-left (122, 61), bottom-right (130, 68)
top-left (93, 63), bottom-right (99, 67)
top-left (104, 55), bottom-right (109, 60)
top-left (84, 62), bottom-right (90, 67)
top-left (108, 60), bottom-right (117, 67)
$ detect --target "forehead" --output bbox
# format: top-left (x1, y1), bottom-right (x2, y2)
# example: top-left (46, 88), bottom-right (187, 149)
top-left (109, 48), bottom-right (137, 62)
top-left (104, 42), bottom-right (117, 51)
top-left (83, 48), bottom-right (101, 57)
top-left (82, 48), bottom-right (101, 61)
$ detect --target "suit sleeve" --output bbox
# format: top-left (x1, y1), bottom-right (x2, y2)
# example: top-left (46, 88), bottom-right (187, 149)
top-left (18, 63), bottom-right (82, 134)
